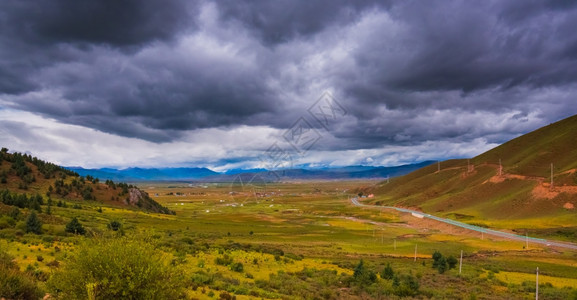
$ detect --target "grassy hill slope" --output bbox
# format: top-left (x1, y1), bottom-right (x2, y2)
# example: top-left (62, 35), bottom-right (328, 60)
top-left (0, 148), bottom-right (173, 215)
top-left (368, 114), bottom-right (577, 232)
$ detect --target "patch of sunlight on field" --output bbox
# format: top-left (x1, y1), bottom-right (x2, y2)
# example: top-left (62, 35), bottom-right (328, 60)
top-left (326, 219), bottom-right (371, 230)
top-left (527, 257), bottom-right (577, 268)
top-left (188, 289), bottom-right (261, 300)
top-left (463, 237), bottom-right (537, 252)
top-left (427, 234), bottom-right (464, 242)
top-left (105, 206), bottom-right (177, 220)
top-left (1, 239), bottom-right (74, 273)
top-left (188, 249), bottom-right (352, 283)
top-left (475, 213), bottom-right (577, 230)
top-left (496, 271), bottom-right (577, 288)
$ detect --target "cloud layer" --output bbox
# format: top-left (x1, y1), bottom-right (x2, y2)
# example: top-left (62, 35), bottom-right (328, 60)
top-left (0, 0), bottom-right (576, 168)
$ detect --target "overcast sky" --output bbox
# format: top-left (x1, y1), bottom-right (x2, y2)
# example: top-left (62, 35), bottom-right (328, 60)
top-left (1, 0), bottom-right (576, 170)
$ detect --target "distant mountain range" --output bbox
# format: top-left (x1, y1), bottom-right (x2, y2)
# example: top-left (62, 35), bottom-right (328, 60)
top-left (66, 161), bottom-right (435, 182)
top-left (67, 167), bottom-right (220, 181)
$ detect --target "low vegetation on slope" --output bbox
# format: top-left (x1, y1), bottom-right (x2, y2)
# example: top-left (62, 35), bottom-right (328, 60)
top-left (0, 148), bottom-right (173, 215)
top-left (368, 114), bottom-right (577, 230)
top-left (1, 178), bottom-right (577, 299)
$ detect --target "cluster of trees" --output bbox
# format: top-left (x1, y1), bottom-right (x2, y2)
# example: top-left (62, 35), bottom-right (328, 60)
top-left (20, 210), bottom-right (87, 236)
top-left (0, 148), bottom-right (77, 182)
top-left (104, 179), bottom-right (119, 190)
top-left (352, 260), bottom-right (420, 297)
top-left (50, 178), bottom-right (95, 200)
top-left (0, 197), bottom-right (88, 235)
top-left (432, 251), bottom-right (458, 274)
top-left (1, 147), bottom-right (175, 215)
top-left (0, 190), bottom-right (44, 212)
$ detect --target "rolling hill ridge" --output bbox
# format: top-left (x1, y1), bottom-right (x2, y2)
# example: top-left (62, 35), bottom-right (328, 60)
top-left (366, 114), bottom-right (577, 233)
top-left (0, 148), bottom-right (173, 214)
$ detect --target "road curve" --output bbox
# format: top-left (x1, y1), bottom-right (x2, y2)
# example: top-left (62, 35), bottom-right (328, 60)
top-left (351, 197), bottom-right (577, 251)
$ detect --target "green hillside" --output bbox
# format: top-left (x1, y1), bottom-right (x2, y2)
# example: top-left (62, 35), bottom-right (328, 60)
top-left (473, 114), bottom-right (577, 177)
top-left (0, 148), bottom-right (173, 215)
top-left (369, 114), bottom-right (577, 233)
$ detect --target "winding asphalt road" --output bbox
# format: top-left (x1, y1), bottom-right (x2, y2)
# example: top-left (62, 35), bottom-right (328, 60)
top-left (351, 197), bottom-right (577, 251)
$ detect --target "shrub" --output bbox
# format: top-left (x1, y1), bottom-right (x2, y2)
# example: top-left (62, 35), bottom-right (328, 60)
top-left (381, 263), bottom-right (394, 280)
top-left (9, 207), bottom-right (21, 220)
top-left (215, 255), bottom-right (234, 266)
top-left (65, 217), bottom-right (86, 235)
top-left (0, 215), bottom-right (15, 229)
top-left (432, 251), bottom-right (458, 274)
top-left (353, 259), bottom-right (377, 286)
top-left (230, 262), bottom-right (244, 272)
top-left (0, 250), bottom-right (43, 299)
top-left (437, 256), bottom-right (448, 274)
top-left (432, 251), bottom-right (442, 268)
top-left (432, 251), bottom-right (449, 274)
top-left (393, 274), bottom-right (420, 297)
top-left (447, 256), bottom-right (458, 269)
top-left (219, 291), bottom-right (237, 300)
top-left (47, 237), bottom-right (186, 299)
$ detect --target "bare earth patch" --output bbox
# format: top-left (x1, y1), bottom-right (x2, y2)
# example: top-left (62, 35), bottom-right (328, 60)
top-left (532, 183), bottom-right (577, 200)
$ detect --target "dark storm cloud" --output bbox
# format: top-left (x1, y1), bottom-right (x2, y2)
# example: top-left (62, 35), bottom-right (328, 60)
top-left (0, 0), bottom-right (196, 97)
top-left (1, 0), bottom-right (577, 154)
top-left (0, 0), bottom-right (195, 47)
top-left (215, 0), bottom-right (391, 45)
top-left (345, 0), bottom-right (577, 97)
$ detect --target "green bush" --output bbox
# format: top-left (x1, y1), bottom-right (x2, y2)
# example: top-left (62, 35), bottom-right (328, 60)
top-left (447, 256), bottom-right (458, 269)
top-left (230, 262), bottom-right (244, 272)
top-left (107, 220), bottom-right (122, 231)
top-left (381, 263), bottom-right (394, 280)
top-left (9, 207), bottom-right (21, 220)
top-left (215, 254), bottom-right (234, 266)
top-left (0, 250), bottom-right (43, 299)
top-left (0, 215), bottom-right (15, 229)
top-left (392, 274), bottom-right (419, 297)
top-left (432, 251), bottom-right (454, 274)
top-left (47, 237), bottom-right (186, 299)
top-left (353, 260), bottom-right (377, 286)
top-left (65, 217), bottom-right (86, 235)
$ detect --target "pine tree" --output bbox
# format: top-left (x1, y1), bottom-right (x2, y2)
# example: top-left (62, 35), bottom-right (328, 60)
top-left (65, 217), bottom-right (86, 235)
top-left (381, 263), bottom-right (395, 280)
top-left (25, 211), bottom-right (42, 234)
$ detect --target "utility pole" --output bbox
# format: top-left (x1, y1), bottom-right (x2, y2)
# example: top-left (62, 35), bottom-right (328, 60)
top-left (414, 244), bottom-right (417, 262)
top-left (459, 250), bottom-right (463, 275)
top-left (551, 163), bottom-right (554, 190)
top-left (535, 267), bottom-right (539, 300)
